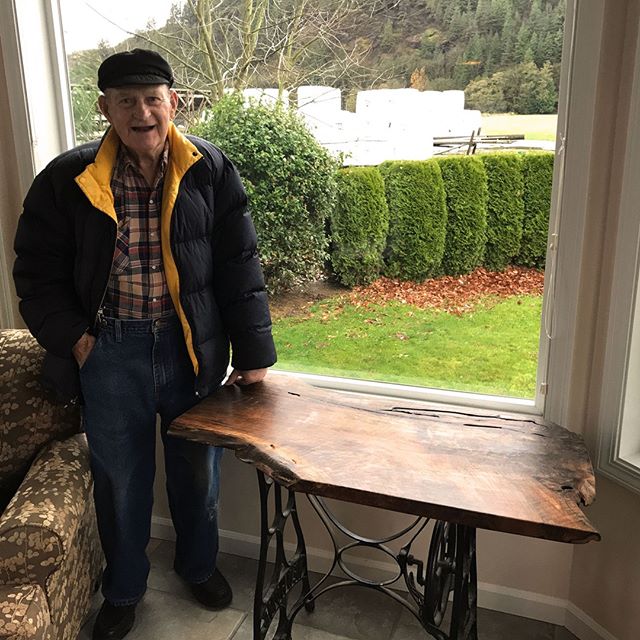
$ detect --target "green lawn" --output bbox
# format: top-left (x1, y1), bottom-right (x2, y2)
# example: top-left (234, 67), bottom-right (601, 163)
top-left (481, 113), bottom-right (558, 141)
top-left (273, 295), bottom-right (542, 399)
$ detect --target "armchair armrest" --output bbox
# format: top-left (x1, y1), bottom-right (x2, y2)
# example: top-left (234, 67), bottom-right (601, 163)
top-left (0, 435), bottom-right (93, 587)
top-left (0, 584), bottom-right (50, 639)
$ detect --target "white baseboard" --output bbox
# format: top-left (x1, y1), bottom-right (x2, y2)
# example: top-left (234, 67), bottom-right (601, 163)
top-left (150, 517), bottom-right (617, 640)
top-left (565, 603), bottom-right (619, 640)
top-left (475, 581), bottom-right (567, 626)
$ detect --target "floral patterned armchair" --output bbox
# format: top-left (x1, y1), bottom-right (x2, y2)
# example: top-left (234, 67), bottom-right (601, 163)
top-left (0, 329), bottom-right (103, 640)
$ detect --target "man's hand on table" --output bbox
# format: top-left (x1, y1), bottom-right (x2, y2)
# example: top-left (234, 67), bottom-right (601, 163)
top-left (72, 332), bottom-right (96, 369)
top-left (224, 368), bottom-right (268, 386)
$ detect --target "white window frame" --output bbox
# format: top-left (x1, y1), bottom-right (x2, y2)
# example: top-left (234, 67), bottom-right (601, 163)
top-left (596, 16), bottom-right (640, 494)
top-left (0, 0), bottom-right (74, 329)
top-left (0, 0), bottom-right (74, 179)
top-left (542, 0), bottom-right (605, 428)
top-left (0, 0), bottom-right (620, 436)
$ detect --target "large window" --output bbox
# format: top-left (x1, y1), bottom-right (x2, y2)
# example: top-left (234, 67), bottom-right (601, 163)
top-left (53, 0), bottom-right (572, 412)
top-left (7, 0), bottom-right (634, 461)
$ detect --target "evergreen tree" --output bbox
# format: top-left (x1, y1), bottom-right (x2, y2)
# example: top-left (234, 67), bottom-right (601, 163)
top-left (475, 0), bottom-right (493, 33)
top-left (449, 8), bottom-right (468, 40)
top-left (502, 61), bottom-right (557, 113)
top-left (529, 32), bottom-right (541, 66)
top-left (490, 0), bottom-right (510, 33)
top-left (515, 23), bottom-right (532, 62)
top-left (501, 12), bottom-right (517, 64)
top-left (537, 31), bottom-right (554, 65)
top-left (512, 0), bottom-right (530, 16)
top-left (465, 72), bottom-right (507, 112)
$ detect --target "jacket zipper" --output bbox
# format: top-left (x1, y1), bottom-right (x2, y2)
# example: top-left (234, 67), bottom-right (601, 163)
top-left (92, 220), bottom-right (117, 330)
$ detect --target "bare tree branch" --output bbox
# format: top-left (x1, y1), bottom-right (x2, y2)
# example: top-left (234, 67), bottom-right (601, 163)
top-left (87, 0), bottom-right (399, 106)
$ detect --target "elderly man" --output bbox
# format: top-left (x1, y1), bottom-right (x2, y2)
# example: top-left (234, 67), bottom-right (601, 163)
top-left (13, 49), bottom-right (276, 640)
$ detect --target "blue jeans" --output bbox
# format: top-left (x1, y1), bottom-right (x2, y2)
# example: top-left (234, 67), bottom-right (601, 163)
top-left (80, 315), bottom-right (222, 605)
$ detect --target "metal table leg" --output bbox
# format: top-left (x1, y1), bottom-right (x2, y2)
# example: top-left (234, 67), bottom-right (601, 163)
top-left (253, 471), bottom-right (477, 640)
top-left (253, 471), bottom-right (313, 640)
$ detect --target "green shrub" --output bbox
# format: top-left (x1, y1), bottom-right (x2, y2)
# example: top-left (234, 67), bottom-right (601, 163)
top-left (466, 62), bottom-right (558, 114)
top-left (379, 160), bottom-right (447, 281)
top-left (191, 93), bottom-right (339, 293)
top-left (464, 73), bottom-right (507, 113)
top-left (436, 156), bottom-right (488, 276)
top-left (480, 153), bottom-right (525, 271)
top-left (502, 62), bottom-right (558, 115)
top-left (330, 167), bottom-right (389, 287)
top-left (517, 152), bottom-right (554, 268)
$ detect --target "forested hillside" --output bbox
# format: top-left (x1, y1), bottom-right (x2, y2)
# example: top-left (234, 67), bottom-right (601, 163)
top-left (68, 0), bottom-right (565, 130)
top-left (371, 0), bottom-right (564, 86)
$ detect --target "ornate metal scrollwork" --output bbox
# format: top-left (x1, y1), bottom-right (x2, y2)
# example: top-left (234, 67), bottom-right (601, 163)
top-left (424, 521), bottom-right (457, 627)
top-left (449, 526), bottom-right (478, 640)
top-left (253, 470), bottom-right (477, 640)
top-left (253, 472), bottom-right (313, 640)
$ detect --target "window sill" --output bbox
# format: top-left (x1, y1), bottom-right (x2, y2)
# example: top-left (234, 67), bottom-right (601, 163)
top-left (597, 456), bottom-right (640, 496)
top-left (270, 369), bottom-right (539, 415)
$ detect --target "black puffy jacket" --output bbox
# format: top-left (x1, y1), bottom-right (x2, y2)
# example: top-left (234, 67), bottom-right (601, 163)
top-left (13, 123), bottom-right (276, 401)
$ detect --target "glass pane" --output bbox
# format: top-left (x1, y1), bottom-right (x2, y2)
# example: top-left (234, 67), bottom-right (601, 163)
top-left (59, 0), bottom-right (567, 401)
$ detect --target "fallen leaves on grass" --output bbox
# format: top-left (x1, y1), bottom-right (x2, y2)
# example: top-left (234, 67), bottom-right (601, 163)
top-left (347, 267), bottom-right (544, 315)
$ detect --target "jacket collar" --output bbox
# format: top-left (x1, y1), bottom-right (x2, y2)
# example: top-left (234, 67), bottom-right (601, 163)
top-left (166, 121), bottom-right (202, 178)
top-left (74, 123), bottom-right (203, 222)
top-left (74, 127), bottom-right (120, 222)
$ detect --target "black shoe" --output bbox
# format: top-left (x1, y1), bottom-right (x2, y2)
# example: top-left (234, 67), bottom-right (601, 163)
top-left (92, 600), bottom-right (136, 640)
top-left (189, 569), bottom-right (233, 609)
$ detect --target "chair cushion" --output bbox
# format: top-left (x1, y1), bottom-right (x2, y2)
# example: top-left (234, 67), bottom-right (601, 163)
top-left (0, 330), bottom-right (81, 512)
top-left (0, 584), bottom-right (50, 639)
top-left (0, 435), bottom-right (93, 586)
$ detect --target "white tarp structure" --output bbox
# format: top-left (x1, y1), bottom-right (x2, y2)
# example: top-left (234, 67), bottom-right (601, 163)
top-left (244, 85), bottom-right (482, 166)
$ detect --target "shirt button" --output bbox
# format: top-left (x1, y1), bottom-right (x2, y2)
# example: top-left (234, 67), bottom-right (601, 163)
top-left (152, 265), bottom-right (157, 270)
top-left (149, 199), bottom-right (154, 204)
top-left (152, 298), bottom-right (157, 302)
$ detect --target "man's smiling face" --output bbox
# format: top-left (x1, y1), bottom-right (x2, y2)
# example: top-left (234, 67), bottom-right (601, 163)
top-left (98, 85), bottom-right (178, 161)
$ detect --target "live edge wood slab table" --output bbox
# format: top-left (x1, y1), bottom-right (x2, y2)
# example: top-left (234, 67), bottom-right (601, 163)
top-left (169, 374), bottom-right (600, 640)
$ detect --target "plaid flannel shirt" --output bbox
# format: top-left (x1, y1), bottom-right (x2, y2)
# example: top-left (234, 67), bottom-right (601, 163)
top-left (103, 141), bottom-right (175, 319)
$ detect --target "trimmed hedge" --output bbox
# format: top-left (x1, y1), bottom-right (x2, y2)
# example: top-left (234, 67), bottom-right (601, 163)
top-left (191, 94), bottom-right (338, 293)
top-left (331, 167), bottom-right (389, 287)
top-left (379, 160), bottom-right (447, 281)
top-left (436, 156), bottom-right (488, 276)
top-left (479, 153), bottom-right (525, 271)
top-left (517, 152), bottom-right (554, 268)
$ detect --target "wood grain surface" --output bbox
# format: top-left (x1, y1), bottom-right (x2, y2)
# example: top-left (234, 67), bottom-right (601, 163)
top-left (169, 374), bottom-right (600, 544)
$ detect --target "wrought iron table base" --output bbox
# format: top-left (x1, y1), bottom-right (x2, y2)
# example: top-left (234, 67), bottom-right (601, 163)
top-left (253, 471), bottom-right (478, 640)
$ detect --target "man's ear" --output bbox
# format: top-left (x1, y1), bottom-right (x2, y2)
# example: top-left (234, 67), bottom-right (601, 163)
top-left (97, 94), bottom-right (111, 123)
top-left (169, 89), bottom-right (179, 119)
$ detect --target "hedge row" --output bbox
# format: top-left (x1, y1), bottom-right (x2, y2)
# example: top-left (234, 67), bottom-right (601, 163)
top-left (193, 99), bottom-right (552, 291)
top-left (330, 152), bottom-right (553, 286)
top-left (436, 156), bottom-right (488, 276)
top-left (481, 154), bottom-right (525, 271)
top-left (517, 152), bottom-right (555, 269)
top-left (379, 160), bottom-right (447, 281)
top-left (331, 168), bottom-right (389, 287)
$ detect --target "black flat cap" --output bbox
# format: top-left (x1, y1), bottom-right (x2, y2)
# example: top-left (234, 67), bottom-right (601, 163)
top-left (98, 48), bottom-right (174, 91)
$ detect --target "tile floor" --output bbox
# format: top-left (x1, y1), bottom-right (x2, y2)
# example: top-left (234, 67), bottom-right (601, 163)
top-left (78, 539), bottom-right (579, 640)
